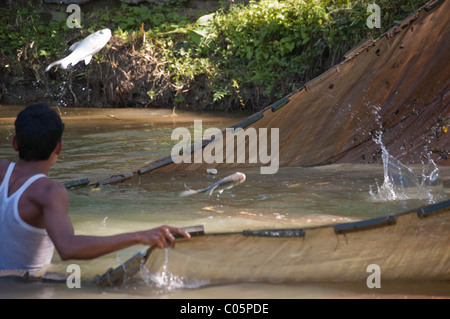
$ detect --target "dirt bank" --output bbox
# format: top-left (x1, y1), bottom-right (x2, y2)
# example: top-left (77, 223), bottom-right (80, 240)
top-left (0, 0), bottom-right (250, 110)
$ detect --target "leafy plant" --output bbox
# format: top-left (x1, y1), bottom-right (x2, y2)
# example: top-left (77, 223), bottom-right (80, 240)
top-left (0, 0), bottom-right (428, 110)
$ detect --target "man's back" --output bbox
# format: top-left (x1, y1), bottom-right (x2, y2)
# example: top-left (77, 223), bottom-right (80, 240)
top-left (0, 160), bottom-right (55, 272)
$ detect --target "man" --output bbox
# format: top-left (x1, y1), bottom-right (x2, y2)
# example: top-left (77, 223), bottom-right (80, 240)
top-left (0, 104), bottom-right (190, 274)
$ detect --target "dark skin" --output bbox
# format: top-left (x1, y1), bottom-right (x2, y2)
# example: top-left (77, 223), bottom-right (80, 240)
top-left (0, 137), bottom-right (190, 261)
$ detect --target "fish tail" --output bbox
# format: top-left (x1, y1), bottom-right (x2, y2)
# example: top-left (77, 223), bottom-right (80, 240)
top-left (45, 56), bottom-right (75, 72)
top-left (207, 185), bottom-right (218, 197)
top-left (180, 184), bottom-right (198, 197)
top-left (45, 60), bottom-right (63, 72)
top-left (180, 189), bottom-right (198, 197)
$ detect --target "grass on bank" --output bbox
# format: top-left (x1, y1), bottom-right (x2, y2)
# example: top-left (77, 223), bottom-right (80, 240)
top-left (0, 0), bottom-right (427, 110)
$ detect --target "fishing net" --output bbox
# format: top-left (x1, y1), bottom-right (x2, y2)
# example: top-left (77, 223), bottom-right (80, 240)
top-left (92, 0), bottom-right (450, 187)
top-left (143, 204), bottom-right (450, 283)
top-left (122, 0), bottom-right (449, 182)
top-left (94, 1), bottom-right (449, 286)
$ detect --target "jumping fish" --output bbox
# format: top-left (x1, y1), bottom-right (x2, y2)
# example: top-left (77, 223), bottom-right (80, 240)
top-left (45, 29), bottom-right (112, 72)
top-left (180, 172), bottom-right (246, 197)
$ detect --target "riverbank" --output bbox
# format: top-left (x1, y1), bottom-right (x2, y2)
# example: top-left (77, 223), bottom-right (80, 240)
top-left (0, 0), bottom-right (428, 111)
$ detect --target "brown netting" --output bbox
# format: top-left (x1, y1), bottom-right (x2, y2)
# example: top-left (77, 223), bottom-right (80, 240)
top-left (127, 0), bottom-right (449, 181)
top-left (94, 0), bottom-right (450, 285)
top-left (144, 206), bottom-right (450, 283)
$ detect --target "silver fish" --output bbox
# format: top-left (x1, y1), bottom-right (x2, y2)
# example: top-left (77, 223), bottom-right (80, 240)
top-left (45, 28), bottom-right (111, 72)
top-left (180, 172), bottom-right (246, 197)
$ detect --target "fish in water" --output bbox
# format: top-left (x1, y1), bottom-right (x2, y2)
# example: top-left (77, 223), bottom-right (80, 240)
top-left (45, 29), bottom-right (111, 72)
top-left (180, 172), bottom-right (246, 197)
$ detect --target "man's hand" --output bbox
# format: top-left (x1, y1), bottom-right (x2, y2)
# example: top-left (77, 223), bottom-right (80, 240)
top-left (137, 225), bottom-right (191, 248)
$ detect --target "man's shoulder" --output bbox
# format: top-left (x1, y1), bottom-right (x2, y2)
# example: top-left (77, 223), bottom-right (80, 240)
top-left (31, 176), bottom-right (68, 201)
top-left (27, 178), bottom-right (68, 211)
top-left (37, 176), bottom-right (66, 192)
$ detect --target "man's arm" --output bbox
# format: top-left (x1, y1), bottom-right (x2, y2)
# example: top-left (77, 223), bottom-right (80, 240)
top-left (40, 180), bottom-right (190, 261)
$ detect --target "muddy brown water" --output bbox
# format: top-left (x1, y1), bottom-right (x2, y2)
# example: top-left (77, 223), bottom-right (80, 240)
top-left (0, 106), bottom-right (449, 299)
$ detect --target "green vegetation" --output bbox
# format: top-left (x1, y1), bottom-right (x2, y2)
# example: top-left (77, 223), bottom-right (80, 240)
top-left (0, 0), bottom-right (427, 110)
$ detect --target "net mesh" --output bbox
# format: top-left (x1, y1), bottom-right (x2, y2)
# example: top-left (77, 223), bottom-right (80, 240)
top-left (144, 207), bottom-right (450, 282)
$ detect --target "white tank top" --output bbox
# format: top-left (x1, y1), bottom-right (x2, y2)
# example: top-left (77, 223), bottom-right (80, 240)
top-left (0, 163), bottom-right (55, 273)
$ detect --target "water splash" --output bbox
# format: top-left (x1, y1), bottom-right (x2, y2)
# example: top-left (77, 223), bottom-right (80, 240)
top-left (137, 248), bottom-right (209, 292)
top-left (417, 159), bottom-right (446, 203)
top-left (369, 109), bottom-right (446, 203)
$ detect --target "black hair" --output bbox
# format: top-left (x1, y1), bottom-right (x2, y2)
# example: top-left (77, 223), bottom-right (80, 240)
top-left (14, 104), bottom-right (65, 161)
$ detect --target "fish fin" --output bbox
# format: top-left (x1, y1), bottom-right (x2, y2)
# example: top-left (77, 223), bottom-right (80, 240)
top-left (69, 41), bottom-right (80, 51)
top-left (84, 55), bottom-right (93, 65)
top-left (58, 59), bottom-right (74, 69)
top-left (68, 59), bottom-right (81, 68)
